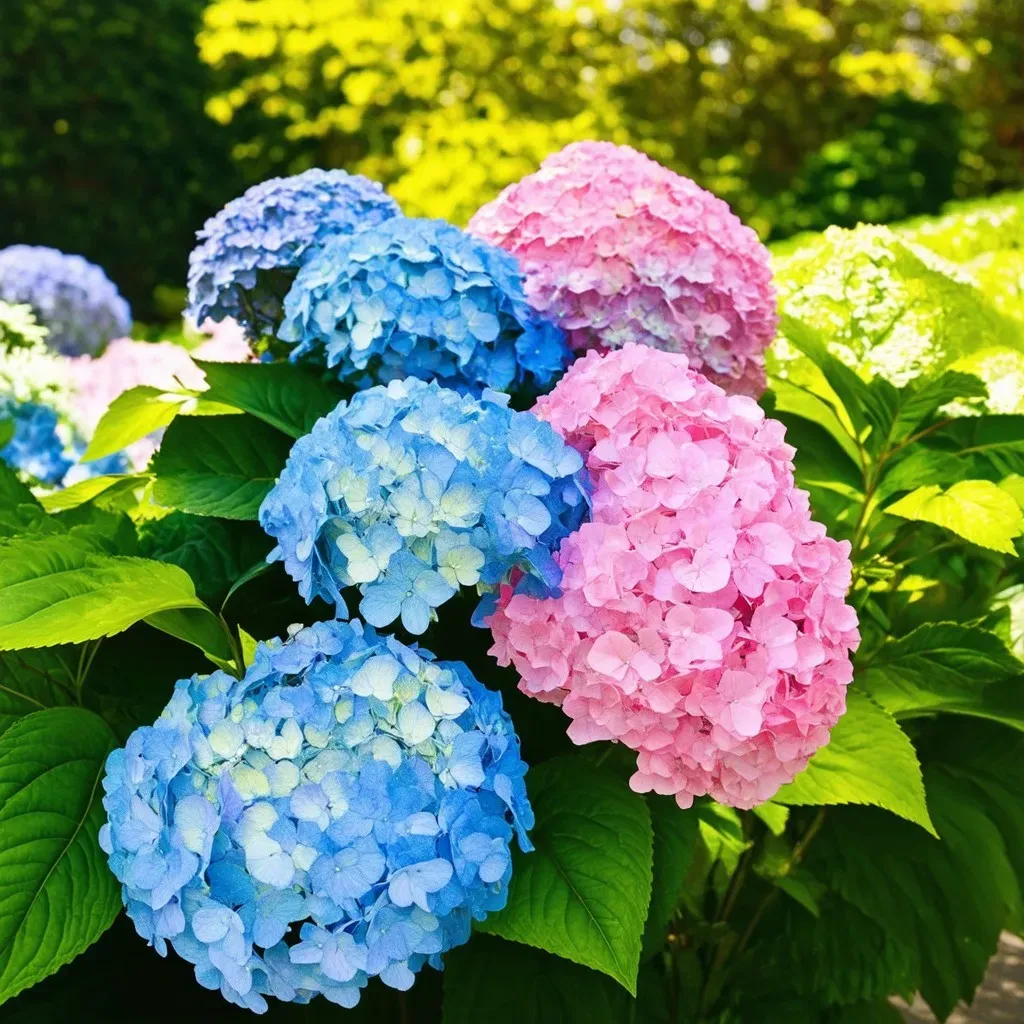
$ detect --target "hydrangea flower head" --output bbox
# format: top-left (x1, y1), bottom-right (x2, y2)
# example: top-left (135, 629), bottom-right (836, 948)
top-left (260, 378), bottom-right (589, 634)
top-left (0, 245), bottom-right (131, 355)
top-left (279, 217), bottom-right (571, 394)
top-left (485, 345), bottom-right (859, 809)
top-left (0, 299), bottom-right (49, 351)
top-left (0, 396), bottom-right (72, 485)
top-left (187, 169), bottom-right (402, 338)
top-left (99, 619), bottom-right (533, 1013)
top-left (468, 141), bottom-right (777, 396)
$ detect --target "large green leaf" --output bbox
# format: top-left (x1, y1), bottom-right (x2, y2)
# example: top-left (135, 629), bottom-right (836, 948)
top-left (641, 797), bottom-right (699, 959)
top-left (888, 370), bottom-right (988, 444)
top-left (82, 385), bottom-right (194, 462)
top-left (443, 935), bottom-right (633, 1024)
top-left (0, 463), bottom-right (54, 541)
top-left (809, 763), bottom-right (1020, 1021)
top-left (197, 359), bottom-right (343, 439)
top-left (885, 479), bottom-right (1024, 553)
top-left (0, 535), bottom-right (208, 649)
top-left (775, 690), bottom-right (936, 835)
top-left (477, 756), bottom-right (653, 994)
top-left (857, 622), bottom-right (1024, 732)
top-left (151, 413), bottom-right (292, 520)
top-left (40, 474), bottom-right (150, 515)
top-left (138, 512), bottom-right (271, 607)
top-left (0, 707), bottom-right (119, 1004)
top-left (0, 648), bottom-right (77, 736)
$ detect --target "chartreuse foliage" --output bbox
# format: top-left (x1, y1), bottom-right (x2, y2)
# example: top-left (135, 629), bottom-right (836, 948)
top-left (4, 201), bottom-right (1024, 1022)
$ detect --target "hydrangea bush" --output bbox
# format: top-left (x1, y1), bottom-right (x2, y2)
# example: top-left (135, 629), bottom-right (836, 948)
top-left (187, 169), bottom-right (401, 340)
top-left (487, 345), bottom-right (859, 808)
top-left (469, 142), bottom-right (778, 397)
top-left (0, 244), bottom-right (131, 355)
top-left (260, 377), bottom-right (588, 633)
top-left (278, 218), bottom-right (571, 394)
top-left (3, 175), bottom-right (1024, 1024)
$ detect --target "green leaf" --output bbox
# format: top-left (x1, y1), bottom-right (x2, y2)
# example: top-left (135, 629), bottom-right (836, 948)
top-left (764, 379), bottom-right (862, 466)
top-left (858, 622), bottom-right (1024, 732)
top-left (695, 800), bottom-right (748, 873)
top-left (876, 448), bottom-right (972, 499)
top-left (137, 512), bottom-right (271, 607)
top-left (0, 707), bottom-right (119, 1004)
top-left (885, 479), bottom-right (1024, 553)
top-left (0, 462), bottom-right (38, 514)
top-left (775, 690), bottom-right (936, 835)
top-left (238, 627), bottom-right (259, 668)
top-left (770, 410), bottom-right (864, 495)
top-left (196, 359), bottom-right (343, 439)
top-left (477, 756), bottom-right (653, 995)
top-left (443, 935), bottom-right (633, 1024)
top-left (145, 607), bottom-right (236, 671)
top-left (40, 474), bottom-right (149, 515)
top-left (0, 648), bottom-right (77, 736)
top-left (924, 414), bottom-right (1024, 478)
top-left (0, 419), bottom-right (12, 450)
top-left (642, 797), bottom-right (699, 959)
top-left (83, 385), bottom-right (194, 461)
top-left (809, 764), bottom-right (1020, 1021)
top-left (751, 802), bottom-right (789, 837)
top-left (151, 413), bottom-right (292, 520)
top-left (0, 535), bottom-right (208, 649)
top-left (889, 370), bottom-right (987, 443)
top-left (830, 1002), bottom-right (906, 1024)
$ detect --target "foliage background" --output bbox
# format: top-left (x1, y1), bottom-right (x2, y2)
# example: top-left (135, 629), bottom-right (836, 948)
top-left (1, 0), bottom-right (1023, 317)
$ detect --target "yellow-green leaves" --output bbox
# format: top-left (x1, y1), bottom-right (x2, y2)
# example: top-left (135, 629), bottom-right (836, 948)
top-left (886, 479), bottom-right (1024, 553)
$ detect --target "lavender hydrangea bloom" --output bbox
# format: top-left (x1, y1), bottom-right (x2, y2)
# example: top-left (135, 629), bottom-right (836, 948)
top-left (99, 619), bottom-right (533, 1014)
top-left (0, 245), bottom-right (131, 356)
top-left (259, 377), bottom-right (589, 634)
top-left (279, 217), bottom-right (571, 394)
top-left (0, 397), bottom-right (72, 485)
top-left (187, 169), bottom-right (401, 339)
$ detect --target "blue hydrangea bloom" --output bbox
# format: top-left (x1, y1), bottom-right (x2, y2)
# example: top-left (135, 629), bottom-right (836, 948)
top-left (278, 217), bottom-right (571, 394)
top-left (0, 396), bottom-right (72, 485)
top-left (187, 169), bottom-right (402, 339)
top-left (259, 377), bottom-right (589, 634)
top-left (99, 619), bottom-right (533, 1014)
top-left (0, 245), bottom-right (131, 356)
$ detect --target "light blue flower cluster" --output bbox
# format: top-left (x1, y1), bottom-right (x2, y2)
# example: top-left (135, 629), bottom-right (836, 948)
top-left (259, 377), bottom-right (589, 634)
top-left (100, 619), bottom-right (533, 1013)
top-left (0, 245), bottom-right (131, 355)
top-left (0, 396), bottom-right (72, 485)
top-left (278, 218), bottom-right (571, 394)
top-left (187, 169), bottom-right (401, 339)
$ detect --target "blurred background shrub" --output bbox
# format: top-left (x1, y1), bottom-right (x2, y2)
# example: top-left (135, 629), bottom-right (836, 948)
top-left (0, 0), bottom-right (247, 319)
top-left (1, 0), bottom-right (1022, 316)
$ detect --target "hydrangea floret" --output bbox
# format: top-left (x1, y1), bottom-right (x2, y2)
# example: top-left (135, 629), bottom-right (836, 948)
top-left (260, 378), bottom-right (589, 634)
top-left (0, 244), bottom-right (131, 355)
top-left (278, 217), bottom-right (571, 394)
top-left (468, 141), bottom-right (777, 397)
top-left (485, 345), bottom-right (860, 809)
top-left (187, 169), bottom-right (402, 339)
top-left (99, 619), bottom-right (533, 1013)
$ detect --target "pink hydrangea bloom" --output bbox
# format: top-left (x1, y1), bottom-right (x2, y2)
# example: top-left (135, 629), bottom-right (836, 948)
top-left (468, 141), bottom-right (778, 396)
top-left (486, 345), bottom-right (859, 809)
top-left (69, 338), bottom-right (208, 468)
top-left (193, 316), bottom-right (251, 363)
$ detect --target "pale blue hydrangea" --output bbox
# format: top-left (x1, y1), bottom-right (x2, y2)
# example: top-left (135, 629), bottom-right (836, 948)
top-left (187, 169), bottom-right (402, 339)
top-left (259, 378), bottom-right (589, 634)
top-left (99, 619), bottom-right (533, 1014)
top-left (278, 217), bottom-right (571, 394)
top-left (0, 245), bottom-right (131, 355)
top-left (0, 396), bottom-right (72, 485)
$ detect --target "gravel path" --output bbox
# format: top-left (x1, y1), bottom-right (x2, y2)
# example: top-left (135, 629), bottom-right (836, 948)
top-left (897, 934), bottom-right (1024, 1023)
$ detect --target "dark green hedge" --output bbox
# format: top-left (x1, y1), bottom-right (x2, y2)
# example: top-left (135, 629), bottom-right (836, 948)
top-left (0, 0), bottom-right (248, 320)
